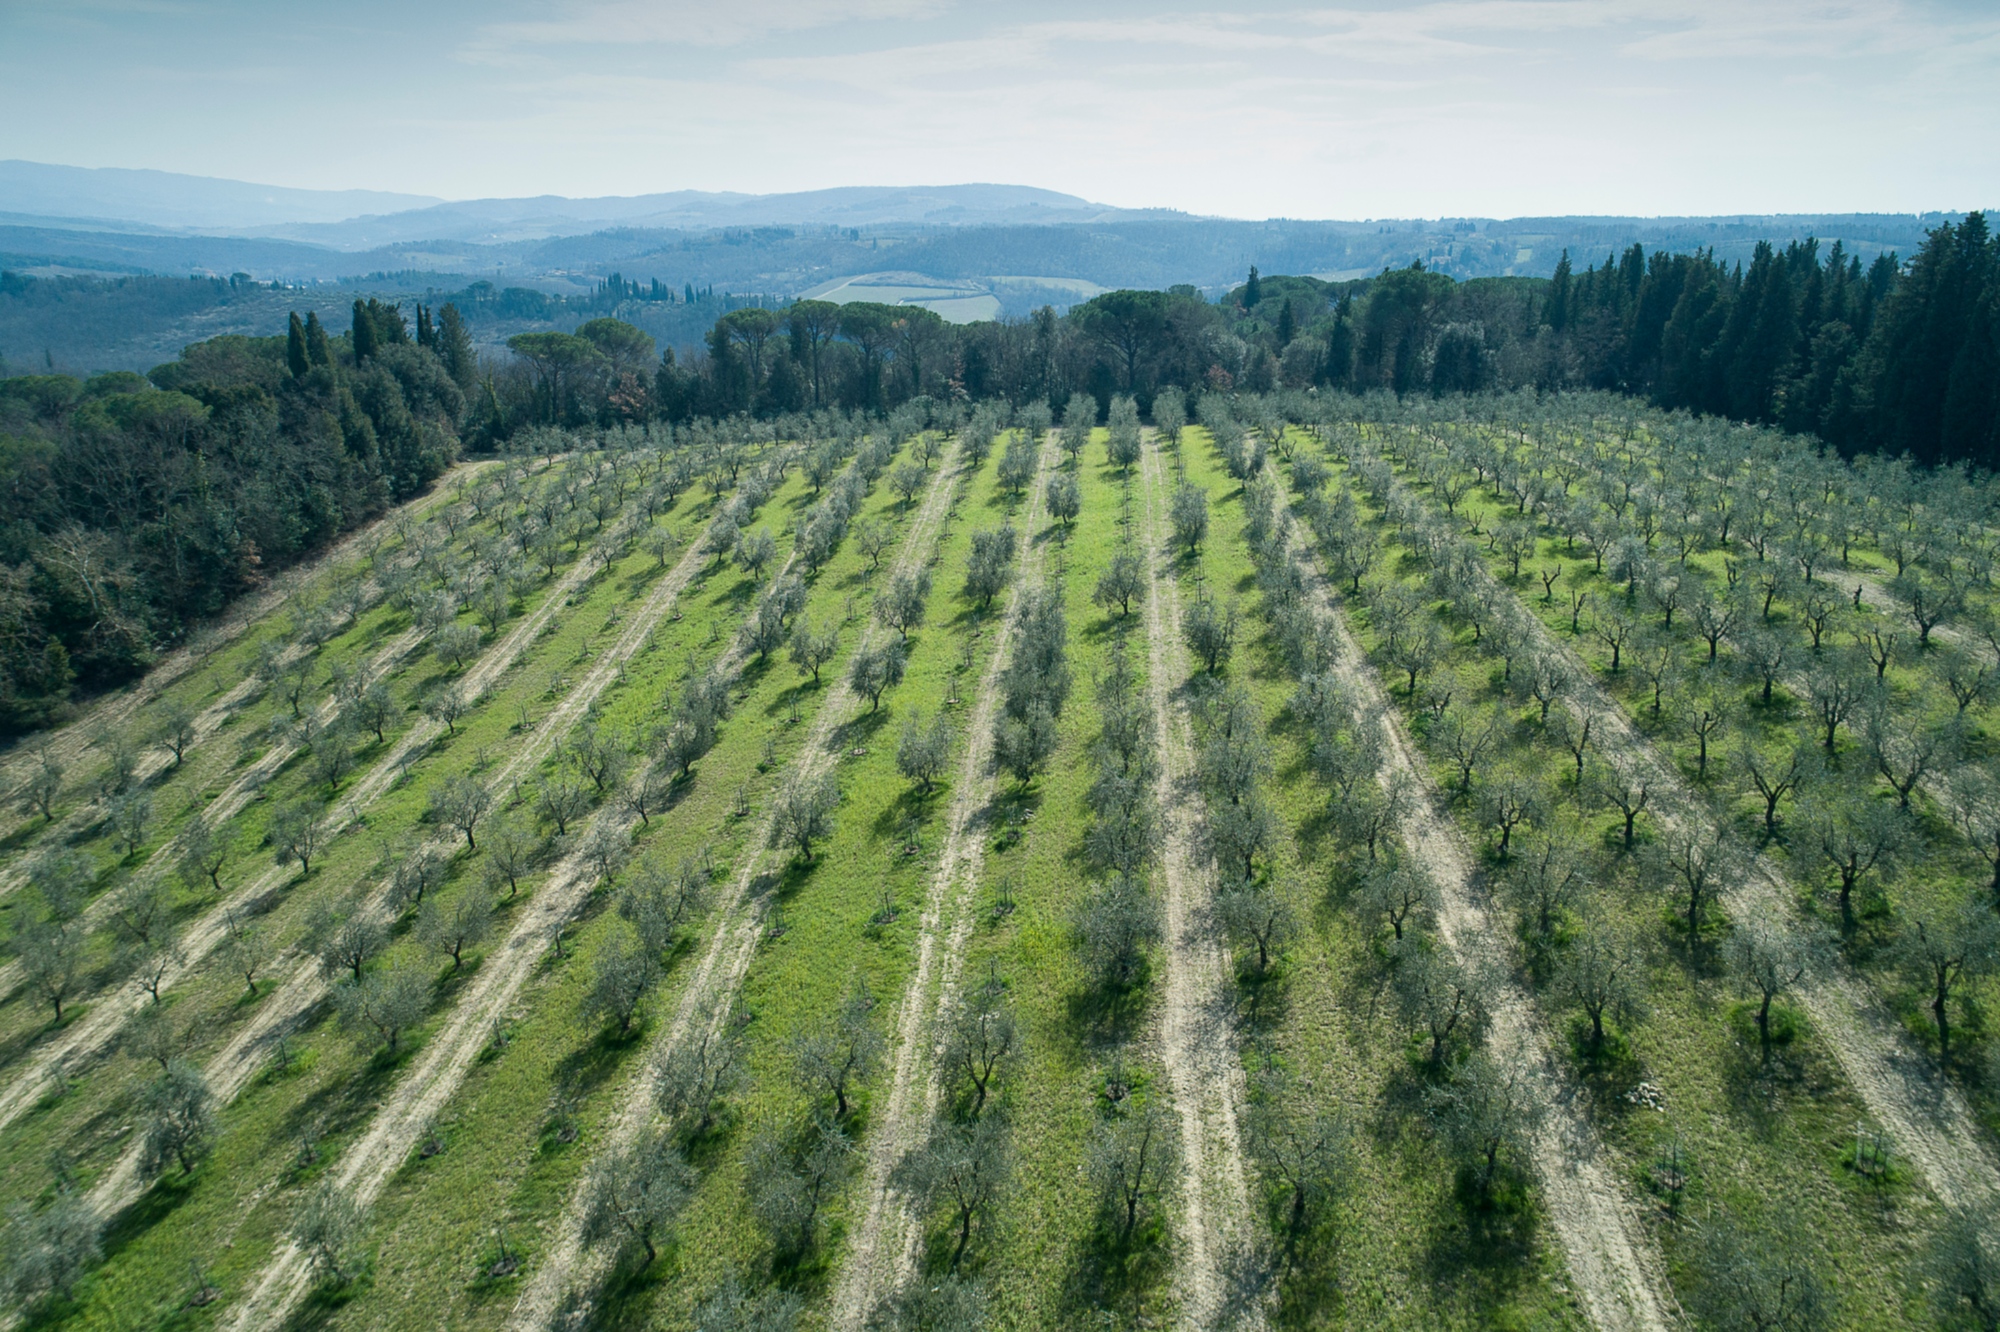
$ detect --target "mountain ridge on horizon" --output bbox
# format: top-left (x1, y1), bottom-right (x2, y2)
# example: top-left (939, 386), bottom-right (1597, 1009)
top-left (0, 161), bottom-right (1182, 245)
top-left (7, 160), bottom-right (1969, 252)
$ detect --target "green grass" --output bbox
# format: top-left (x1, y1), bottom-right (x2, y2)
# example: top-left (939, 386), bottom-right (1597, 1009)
top-left (1308, 423), bottom-right (1944, 1326)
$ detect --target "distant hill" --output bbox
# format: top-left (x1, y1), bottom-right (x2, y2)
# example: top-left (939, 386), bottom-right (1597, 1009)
top-left (0, 160), bottom-right (441, 230)
top-left (0, 162), bottom-right (1166, 244)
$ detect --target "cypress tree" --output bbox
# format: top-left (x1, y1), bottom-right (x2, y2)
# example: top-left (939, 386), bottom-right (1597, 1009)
top-left (1244, 265), bottom-right (1262, 307)
top-left (1546, 251), bottom-right (1573, 332)
top-left (352, 299), bottom-right (378, 363)
top-left (416, 304), bottom-right (433, 349)
top-left (286, 312), bottom-right (309, 379)
top-left (1277, 297), bottom-right (1296, 347)
top-left (304, 311), bottom-right (332, 367)
top-left (436, 303), bottom-right (477, 397)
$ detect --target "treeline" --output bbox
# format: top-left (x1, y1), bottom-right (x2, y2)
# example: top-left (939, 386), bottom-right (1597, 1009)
top-left (476, 214), bottom-right (1998, 476)
top-left (0, 298), bottom-right (470, 726)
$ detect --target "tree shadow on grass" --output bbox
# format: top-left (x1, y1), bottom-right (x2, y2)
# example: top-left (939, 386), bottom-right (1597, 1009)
top-left (1234, 961), bottom-right (1293, 1044)
top-left (1717, 1000), bottom-right (1840, 1131)
top-left (587, 1239), bottom-right (687, 1331)
top-left (831, 705), bottom-right (894, 757)
top-left (1266, 1213), bottom-right (1349, 1329)
top-left (1056, 1214), bottom-right (1173, 1329)
top-left (95, 1166), bottom-right (201, 1264)
top-left (871, 785), bottom-right (940, 843)
top-left (1414, 1166), bottom-right (1545, 1313)
top-left (1062, 975), bottom-right (1154, 1055)
top-left (1081, 609), bottom-right (1141, 648)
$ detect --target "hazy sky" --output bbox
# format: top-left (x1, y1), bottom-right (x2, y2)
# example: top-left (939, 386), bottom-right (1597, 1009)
top-left (4, 0), bottom-right (1995, 218)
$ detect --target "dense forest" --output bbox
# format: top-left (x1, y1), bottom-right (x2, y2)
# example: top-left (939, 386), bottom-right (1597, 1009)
top-left (0, 214), bottom-right (1991, 729)
top-left (0, 299), bottom-right (466, 725)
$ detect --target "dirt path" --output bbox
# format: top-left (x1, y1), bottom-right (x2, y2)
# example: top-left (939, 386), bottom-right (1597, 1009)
top-left (507, 451), bottom-right (966, 1332)
top-left (1374, 449), bottom-right (2000, 1215)
top-left (0, 499), bottom-right (615, 1140)
top-left (0, 460), bottom-right (496, 840)
top-left (1270, 480), bottom-right (1676, 1332)
top-left (829, 432), bottom-right (1057, 1331)
top-left (214, 516), bottom-right (731, 1332)
top-left (1138, 436), bottom-right (1262, 1332)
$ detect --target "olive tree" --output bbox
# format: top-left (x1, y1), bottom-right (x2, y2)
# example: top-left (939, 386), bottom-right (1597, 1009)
top-left (896, 710), bottom-right (953, 796)
top-left (692, 1271), bottom-right (804, 1332)
top-left (20, 919), bottom-right (83, 1022)
top-left (1555, 920), bottom-right (1646, 1058)
top-left (994, 700), bottom-right (1058, 789)
top-left (1182, 596), bottom-right (1237, 674)
top-left (848, 638), bottom-right (907, 712)
top-left (389, 843), bottom-right (451, 913)
top-left (1896, 900), bottom-right (2000, 1060)
top-left (962, 524), bottom-right (1018, 610)
top-left (790, 981), bottom-right (884, 1120)
top-left (433, 622), bottom-right (484, 673)
top-left (747, 1115), bottom-right (853, 1259)
top-left (0, 1187), bottom-right (103, 1313)
top-left (769, 770), bottom-right (840, 862)
top-left (429, 774), bottom-right (491, 851)
top-left (1923, 1200), bottom-right (2000, 1331)
top-left (1073, 874), bottom-right (1160, 992)
top-left (270, 801), bottom-right (329, 875)
top-left (1686, 1216), bottom-right (1835, 1332)
top-left (657, 1008), bottom-right (744, 1139)
top-left (1394, 942), bottom-right (1487, 1067)
top-left (158, 699), bottom-right (200, 768)
top-left (1801, 788), bottom-right (1906, 932)
top-left (482, 818), bottom-right (541, 897)
top-left (1045, 470), bottom-right (1081, 533)
top-left (788, 618), bottom-right (839, 686)
top-left (334, 965), bottom-right (431, 1053)
top-left (1171, 483), bottom-right (1209, 555)
top-left (292, 1182), bottom-right (370, 1288)
top-left (1726, 917), bottom-right (1826, 1053)
top-left (1245, 1083), bottom-right (1352, 1240)
top-left (1217, 878), bottom-right (1296, 977)
top-left (940, 972), bottom-right (1018, 1116)
top-left (579, 1128), bottom-right (693, 1267)
top-left (1498, 831), bottom-right (1588, 951)
top-left (894, 1113), bottom-right (1012, 1271)
top-left (418, 892), bottom-right (493, 971)
top-left (20, 747), bottom-right (62, 824)
top-left (875, 567), bottom-right (933, 642)
top-left (423, 683), bottom-right (469, 736)
top-left (1092, 545), bottom-right (1146, 620)
top-left (1646, 823), bottom-right (1731, 946)
top-left (1425, 1052), bottom-right (1542, 1203)
top-left (536, 774), bottom-right (592, 837)
top-left (177, 815), bottom-right (229, 895)
top-left (138, 1059), bottom-right (217, 1177)
top-left (1088, 1097), bottom-right (1180, 1248)
top-left (585, 932), bottom-right (661, 1036)
top-left (1361, 859), bottom-right (1435, 943)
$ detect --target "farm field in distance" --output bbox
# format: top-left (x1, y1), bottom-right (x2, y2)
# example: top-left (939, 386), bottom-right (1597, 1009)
top-left (8, 387), bottom-right (2000, 1332)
